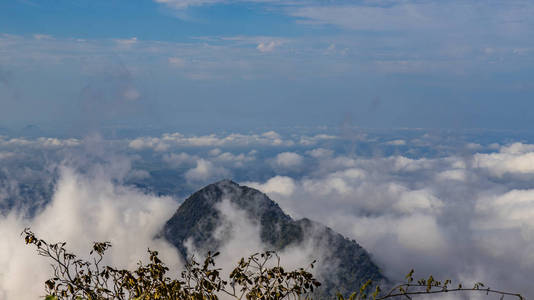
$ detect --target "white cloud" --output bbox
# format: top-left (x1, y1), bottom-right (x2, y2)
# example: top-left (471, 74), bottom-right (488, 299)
top-left (386, 139), bottom-right (406, 146)
top-left (272, 152), bottom-right (303, 170)
top-left (6, 133), bottom-right (534, 297)
top-left (208, 148), bottom-right (222, 156)
top-left (256, 40), bottom-right (280, 53)
top-left (0, 137), bottom-right (81, 149)
top-left (163, 152), bottom-right (196, 167)
top-left (211, 151), bottom-right (255, 167)
top-left (246, 176), bottom-right (296, 197)
top-left (154, 0), bottom-right (287, 10)
top-left (0, 165), bottom-right (181, 300)
top-left (0, 152), bottom-right (15, 160)
top-left (185, 198), bottom-right (332, 294)
top-left (126, 169), bottom-right (151, 180)
top-left (306, 148), bottom-right (333, 158)
top-left (185, 159), bottom-right (229, 182)
top-left (129, 137), bottom-right (170, 151)
top-left (475, 189), bottom-right (534, 231)
top-left (291, 4), bottom-right (434, 31)
top-left (435, 169), bottom-right (467, 181)
top-left (154, 0), bottom-right (223, 9)
top-left (474, 143), bottom-right (534, 176)
top-left (129, 131), bottom-right (295, 151)
top-left (290, 1), bottom-right (534, 34)
top-left (115, 37), bottom-right (138, 47)
top-left (393, 189), bottom-right (443, 214)
top-left (298, 134), bottom-right (337, 146)
top-left (466, 142), bottom-right (483, 150)
top-left (392, 156), bottom-right (432, 172)
top-left (261, 130), bottom-right (281, 140)
top-left (33, 34), bottom-right (53, 40)
top-left (395, 214), bottom-right (446, 253)
top-left (246, 148), bottom-right (534, 296)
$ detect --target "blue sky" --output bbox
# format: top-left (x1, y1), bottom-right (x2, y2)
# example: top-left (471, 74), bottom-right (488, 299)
top-left (0, 0), bottom-right (533, 134)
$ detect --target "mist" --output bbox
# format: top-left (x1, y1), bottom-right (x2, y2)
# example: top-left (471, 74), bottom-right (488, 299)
top-left (1, 130), bottom-right (534, 298)
top-left (247, 143), bottom-right (534, 297)
top-left (0, 161), bottom-right (182, 299)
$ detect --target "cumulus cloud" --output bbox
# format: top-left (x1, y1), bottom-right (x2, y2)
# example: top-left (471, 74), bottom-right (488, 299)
top-left (272, 152), bottom-right (304, 170)
top-left (129, 137), bottom-right (170, 151)
top-left (306, 148), bottom-right (333, 158)
top-left (5, 131), bottom-right (534, 297)
top-left (211, 151), bottom-right (255, 167)
top-left (0, 164), bottom-right (181, 300)
top-left (246, 176), bottom-right (296, 197)
top-left (435, 169), bottom-right (467, 181)
top-left (475, 189), bottom-right (534, 232)
top-left (474, 143), bottom-right (534, 177)
top-left (298, 134), bottom-right (337, 146)
top-left (129, 131), bottom-right (295, 151)
top-left (0, 136), bottom-right (81, 149)
top-left (185, 159), bottom-right (229, 182)
top-left (209, 148), bottom-right (222, 156)
top-left (248, 147), bottom-right (534, 297)
top-left (163, 152), bottom-right (197, 167)
top-left (385, 139), bottom-right (406, 146)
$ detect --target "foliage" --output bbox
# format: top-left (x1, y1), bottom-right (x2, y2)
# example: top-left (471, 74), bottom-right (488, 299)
top-left (23, 228), bottom-right (523, 300)
top-left (23, 228), bottom-right (320, 300)
top-left (336, 269), bottom-right (524, 300)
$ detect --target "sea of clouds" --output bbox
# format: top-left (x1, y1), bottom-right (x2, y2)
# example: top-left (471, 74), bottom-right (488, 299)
top-left (1, 129), bottom-right (533, 299)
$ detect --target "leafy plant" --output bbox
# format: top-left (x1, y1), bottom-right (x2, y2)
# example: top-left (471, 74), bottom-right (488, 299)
top-left (23, 228), bottom-right (523, 299)
top-left (336, 269), bottom-right (524, 300)
top-left (23, 228), bottom-right (320, 300)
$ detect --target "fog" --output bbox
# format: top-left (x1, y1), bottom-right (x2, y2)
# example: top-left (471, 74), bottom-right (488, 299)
top-left (0, 161), bottom-right (181, 299)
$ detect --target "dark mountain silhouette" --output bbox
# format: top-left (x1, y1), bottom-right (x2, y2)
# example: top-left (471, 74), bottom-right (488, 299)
top-left (162, 179), bottom-right (385, 297)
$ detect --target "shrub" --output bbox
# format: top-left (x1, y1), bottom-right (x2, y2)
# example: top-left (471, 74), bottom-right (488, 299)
top-left (22, 228), bottom-right (523, 300)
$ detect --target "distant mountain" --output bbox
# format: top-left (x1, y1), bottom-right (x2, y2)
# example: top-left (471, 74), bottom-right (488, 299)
top-left (162, 179), bottom-right (386, 297)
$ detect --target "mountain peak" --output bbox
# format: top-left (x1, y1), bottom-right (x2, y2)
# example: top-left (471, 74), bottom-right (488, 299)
top-left (182, 179), bottom-right (285, 217)
top-left (162, 180), bottom-right (385, 297)
top-left (212, 178), bottom-right (239, 187)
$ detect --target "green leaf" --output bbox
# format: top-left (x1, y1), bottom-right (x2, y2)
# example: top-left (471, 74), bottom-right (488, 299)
top-left (45, 296), bottom-right (58, 300)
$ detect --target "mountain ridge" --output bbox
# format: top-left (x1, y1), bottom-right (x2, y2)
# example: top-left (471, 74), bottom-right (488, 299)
top-left (162, 179), bottom-right (386, 297)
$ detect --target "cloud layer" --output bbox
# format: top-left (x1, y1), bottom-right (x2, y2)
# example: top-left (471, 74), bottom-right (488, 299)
top-left (246, 144), bottom-right (534, 296)
top-left (2, 130), bottom-right (534, 298)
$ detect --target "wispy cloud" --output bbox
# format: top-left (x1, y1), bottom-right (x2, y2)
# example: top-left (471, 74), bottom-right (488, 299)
top-left (154, 0), bottom-right (287, 10)
top-left (155, 0), bottom-right (224, 9)
top-left (32, 34), bottom-right (53, 40)
top-left (168, 57), bottom-right (186, 67)
top-left (256, 40), bottom-right (280, 52)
